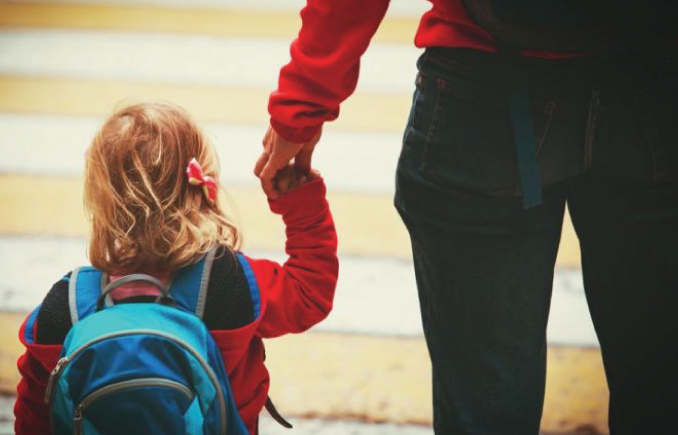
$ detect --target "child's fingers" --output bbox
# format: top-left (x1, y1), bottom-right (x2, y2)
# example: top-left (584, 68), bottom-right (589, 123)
top-left (276, 166), bottom-right (292, 194)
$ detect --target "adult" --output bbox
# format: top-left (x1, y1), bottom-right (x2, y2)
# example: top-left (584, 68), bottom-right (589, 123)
top-left (256, 1), bottom-right (678, 434)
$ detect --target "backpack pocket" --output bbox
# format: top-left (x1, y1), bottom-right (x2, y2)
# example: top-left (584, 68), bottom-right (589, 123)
top-left (49, 323), bottom-right (230, 435)
top-left (72, 378), bottom-right (196, 435)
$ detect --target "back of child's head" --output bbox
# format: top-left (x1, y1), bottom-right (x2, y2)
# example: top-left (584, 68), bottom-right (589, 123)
top-left (85, 101), bottom-right (239, 274)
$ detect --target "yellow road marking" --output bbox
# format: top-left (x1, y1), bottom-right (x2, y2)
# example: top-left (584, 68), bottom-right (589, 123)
top-left (0, 174), bottom-right (580, 265)
top-left (0, 174), bottom-right (410, 259)
top-left (0, 76), bottom-right (410, 134)
top-left (266, 334), bottom-right (608, 433)
top-left (0, 312), bottom-right (24, 394)
top-left (0, 2), bottom-right (417, 44)
top-left (1, 310), bottom-right (606, 433)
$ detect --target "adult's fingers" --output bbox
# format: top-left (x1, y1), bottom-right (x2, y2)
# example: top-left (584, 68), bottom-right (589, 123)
top-left (259, 161), bottom-right (279, 199)
top-left (253, 150), bottom-right (269, 177)
top-left (294, 144), bottom-right (314, 174)
top-left (262, 126), bottom-right (272, 148)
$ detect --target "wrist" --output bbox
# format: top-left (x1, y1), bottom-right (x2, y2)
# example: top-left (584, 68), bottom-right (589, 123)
top-left (268, 178), bottom-right (327, 219)
top-left (270, 119), bottom-right (323, 144)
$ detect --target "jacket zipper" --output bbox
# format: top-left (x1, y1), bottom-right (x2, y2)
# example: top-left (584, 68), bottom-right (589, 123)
top-left (47, 329), bottom-right (227, 435)
top-left (72, 378), bottom-right (194, 435)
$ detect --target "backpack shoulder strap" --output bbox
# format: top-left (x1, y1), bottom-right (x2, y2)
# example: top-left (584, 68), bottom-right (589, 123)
top-left (169, 246), bottom-right (218, 318)
top-left (68, 266), bottom-right (106, 325)
top-left (235, 252), bottom-right (262, 321)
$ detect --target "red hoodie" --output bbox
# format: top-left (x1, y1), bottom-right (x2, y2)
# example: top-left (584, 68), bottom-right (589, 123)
top-left (14, 178), bottom-right (339, 435)
top-left (268, 0), bottom-right (580, 143)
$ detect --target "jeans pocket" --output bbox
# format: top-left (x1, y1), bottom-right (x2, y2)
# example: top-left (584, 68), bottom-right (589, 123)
top-left (418, 76), bottom-right (555, 197)
top-left (634, 87), bottom-right (678, 180)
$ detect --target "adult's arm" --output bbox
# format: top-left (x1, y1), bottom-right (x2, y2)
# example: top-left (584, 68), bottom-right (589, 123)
top-left (268, 0), bottom-right (391, 142)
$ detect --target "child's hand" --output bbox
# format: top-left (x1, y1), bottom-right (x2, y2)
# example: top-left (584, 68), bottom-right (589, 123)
top-left (269, 164), bottom-right (319, 197)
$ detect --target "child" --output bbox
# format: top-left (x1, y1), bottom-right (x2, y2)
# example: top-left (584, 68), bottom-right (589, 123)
top-left (14, 101), bottom-right (339, 435)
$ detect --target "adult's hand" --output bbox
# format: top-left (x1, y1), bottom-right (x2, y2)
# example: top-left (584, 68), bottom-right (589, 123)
top-left (254, 125), bottom-right (321, 199)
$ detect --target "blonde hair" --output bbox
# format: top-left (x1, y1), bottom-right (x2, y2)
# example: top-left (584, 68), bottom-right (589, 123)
top-left (85, 101), bottom-right (240, 273)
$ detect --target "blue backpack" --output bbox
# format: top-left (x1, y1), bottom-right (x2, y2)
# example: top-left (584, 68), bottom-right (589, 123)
top-left (44, 248), bottom-right (251, 435)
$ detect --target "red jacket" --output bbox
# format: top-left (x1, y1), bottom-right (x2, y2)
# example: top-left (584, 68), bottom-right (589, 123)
top-left (14, 178), bottom-right (339, 435)
top-left (268, 0), bottom-right (578, 144)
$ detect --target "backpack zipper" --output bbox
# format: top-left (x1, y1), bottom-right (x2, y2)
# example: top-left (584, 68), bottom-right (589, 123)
top-left (72, 378), bottom-right (194, 435)
top-left (44, 356), bottom-right (70, 404)
top-left (47, 329), bottom-right (227, 435)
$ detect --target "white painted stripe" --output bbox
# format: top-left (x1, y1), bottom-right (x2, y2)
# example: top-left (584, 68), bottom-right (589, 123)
top-left (0, 236), bottom-right (598, 346)
top-left (1, 0), bottom-right (431, 17)
top-left (260, 416), bottom-right (432, 435)
top-left (0, 113), bottom-right (402, 194)
top-left (0, 30), bottom-right (421, 94)
top-left (0, 397), bottom-right (435, 435)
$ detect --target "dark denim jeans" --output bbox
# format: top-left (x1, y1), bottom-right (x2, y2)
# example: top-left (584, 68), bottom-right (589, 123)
top-left (395, 48), bottom-right (678, 435)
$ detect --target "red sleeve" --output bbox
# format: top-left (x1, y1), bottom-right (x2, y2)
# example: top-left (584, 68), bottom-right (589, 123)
top-left (15, 316), bottom-right (62, 435)
top-left (249, 178), bottom-right (338, 338)
top-left (268, 0), bottom-right (391, 142)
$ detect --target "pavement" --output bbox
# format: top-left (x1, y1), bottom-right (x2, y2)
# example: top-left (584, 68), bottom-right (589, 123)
top-left (0, 0), bottom-right (610, 434)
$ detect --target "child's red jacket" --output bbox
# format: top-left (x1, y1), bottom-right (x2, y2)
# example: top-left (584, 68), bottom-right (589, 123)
top-left (14, 178), bottom-right (339, 435)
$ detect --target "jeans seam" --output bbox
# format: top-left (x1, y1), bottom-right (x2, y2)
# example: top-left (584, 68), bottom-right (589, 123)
top-left (419, 79), bottom-right (446, 178)
top-left (583, 89), bottom-right (600, 171)
top-left (633, 89), bottom-right (674, 180)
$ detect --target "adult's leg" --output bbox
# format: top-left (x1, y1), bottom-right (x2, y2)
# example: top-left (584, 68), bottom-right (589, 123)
top-left (566, 51), bottom-right (678, 434)
top-left (397, 187), bottom-right (566, 435)
top-left (567, 172), bottom-right (678, 435)
top-left (395, 50), bottom-right (574, 434)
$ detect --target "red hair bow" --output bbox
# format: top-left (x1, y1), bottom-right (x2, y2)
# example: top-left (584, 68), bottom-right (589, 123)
top-left (186, 158), bottom-right (217, 205)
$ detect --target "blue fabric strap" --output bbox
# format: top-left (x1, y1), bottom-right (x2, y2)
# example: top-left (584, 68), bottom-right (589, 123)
top-left (169, 257), bottom-right (205, 315)
top-left (236, 253), bottom-right (261, 320)
top-left (507, 81), bottom-right (543, 209)
top-left (72, 267), bottom-right (105, 323)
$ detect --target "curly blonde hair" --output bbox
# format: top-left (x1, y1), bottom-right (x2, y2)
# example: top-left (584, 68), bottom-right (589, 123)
top-left (85, 101), bottom-right (240, 273)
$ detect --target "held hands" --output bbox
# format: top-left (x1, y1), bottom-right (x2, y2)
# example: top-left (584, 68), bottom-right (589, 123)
top-left (254, 125), bottom-right (322, 199)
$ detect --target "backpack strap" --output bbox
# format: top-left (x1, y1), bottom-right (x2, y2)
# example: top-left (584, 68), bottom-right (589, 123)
top-left (68, 246), bottom-right (222, 322)
top-left (68, 266), bottom-right (106, 325)
top-left (235, 252), bottom-right (262, 321)
top-left (496, 41), bottom-right (543, 209)
top-left (168, 246), bottom-right (218, 318)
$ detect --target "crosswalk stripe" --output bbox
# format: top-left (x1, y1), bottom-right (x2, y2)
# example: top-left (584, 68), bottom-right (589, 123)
top-left (0, 312), bottom-right (607, 434)
top-left (264, 333), bottom-right (608, 434)
top-left (0, 173), bottom-right (411, 259)
top-left (0, 174), bottom-right (582, 266)
top-left (0, 113), bottom-right (403, 194)
top-left (0, 30), bottom-right (421, 94)
top-left (0, 235), bottom-right (596, 345)
top-left (0, 75), bottom-right (411, 133)
top-left (0, 1), bottom-right (419, 44)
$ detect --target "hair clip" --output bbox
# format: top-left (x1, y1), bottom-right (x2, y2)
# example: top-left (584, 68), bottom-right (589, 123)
top-left (186, 158), bottom-right (217, 205)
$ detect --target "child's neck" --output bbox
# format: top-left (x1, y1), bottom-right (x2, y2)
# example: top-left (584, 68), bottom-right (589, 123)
top-left (108, 270), bottom-right (172, 300)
